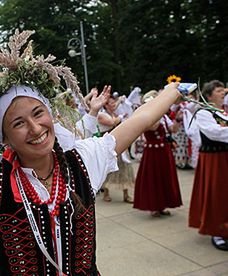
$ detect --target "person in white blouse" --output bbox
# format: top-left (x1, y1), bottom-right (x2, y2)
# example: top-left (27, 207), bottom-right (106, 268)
top-left (0, 82), bottom-right (181, 275)
top-left (189, 80), bottom-right (228, 251)
top-left (0, 28), bottom-right (183, 276)
top-left (127, 86), bottom-right (142, 110)
top-left (98, 93), bottom-right (135, 203)
top-left (54, 87), bottom-right (109, 150)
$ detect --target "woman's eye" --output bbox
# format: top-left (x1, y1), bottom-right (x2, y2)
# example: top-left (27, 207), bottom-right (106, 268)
top-left (13, 121), bottom-right (24, 128)
top-left (34, 109), bottom-right (44, 117)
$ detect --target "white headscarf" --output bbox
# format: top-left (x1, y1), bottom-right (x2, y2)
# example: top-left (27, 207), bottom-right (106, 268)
top-left (127, 87), bottom-right (142, 106)
top-left (0, 85), bottom-right (52, 143)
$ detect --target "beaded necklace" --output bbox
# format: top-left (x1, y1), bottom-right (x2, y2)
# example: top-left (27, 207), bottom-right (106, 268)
top-left (37, 165), bottom-right (55, 181)
top-left (18, 153), bottom-right (67, 217)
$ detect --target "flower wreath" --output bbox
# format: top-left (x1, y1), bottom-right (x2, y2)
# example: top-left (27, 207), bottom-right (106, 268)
top-left (0, 29), bottom-right (85, 104)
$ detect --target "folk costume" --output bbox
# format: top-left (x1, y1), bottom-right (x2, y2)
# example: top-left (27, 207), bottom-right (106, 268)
top-left (54, 112), bottom-right (99, 151)
top-left (189, 109), bottom-right (228, 239)
top-left (103, 154), bottom-right (135, 192)
top-left (182, 107), bottom-right (201, 169)
top-left (171, 103), bottom-right (194, 169)
top-left (133, 115), bottom-right (182, 213)
top-left (0, 136), bottom-right (117, 275)
top-left (0, 30), bottom-right (119, 275)
top-left (98, 108), bottom-right (135, 202)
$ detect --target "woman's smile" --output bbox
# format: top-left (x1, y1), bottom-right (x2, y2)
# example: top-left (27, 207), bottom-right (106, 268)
top-left (28, 131), bottom-right (48, 145)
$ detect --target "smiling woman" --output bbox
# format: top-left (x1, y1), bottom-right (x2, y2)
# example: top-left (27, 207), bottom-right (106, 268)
top-left (3, 96), bottom-right (55, 168)
top-left (0, 30), bottom-right (182, 275)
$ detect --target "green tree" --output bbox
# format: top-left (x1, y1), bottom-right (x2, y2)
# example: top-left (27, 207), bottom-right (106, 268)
top-left (195, 0), bottom-right (228, 84)
top-left (1, 0), bottom-right (228, 94)
top-left (0, 0), bottom-right (93, 93)
top-left (115, 0), bottom-right (203, 91)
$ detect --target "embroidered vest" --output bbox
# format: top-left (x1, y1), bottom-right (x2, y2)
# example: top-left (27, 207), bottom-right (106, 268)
top-left (0, 149), bottom-right (100, 276)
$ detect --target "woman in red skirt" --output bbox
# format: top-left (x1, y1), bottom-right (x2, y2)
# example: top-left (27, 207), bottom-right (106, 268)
top-left (133, 91), bottom-right (182, 217)
top-left (189, 80), bottom-right (228, 251)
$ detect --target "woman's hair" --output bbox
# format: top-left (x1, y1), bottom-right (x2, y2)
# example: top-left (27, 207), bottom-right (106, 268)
top-left (53, 137), bottom-right (84, 212)
top-left (142, 90), bottom-right (158, 103)
top-left (202, 80), bottom-right (224, 100)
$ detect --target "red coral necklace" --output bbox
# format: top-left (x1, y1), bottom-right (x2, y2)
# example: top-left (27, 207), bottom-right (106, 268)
top-left (18, 153), bottom-right (67, 217)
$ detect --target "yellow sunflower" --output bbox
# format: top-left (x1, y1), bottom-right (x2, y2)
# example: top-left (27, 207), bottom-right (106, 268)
top-left (167, 75), bottom-right (181, 84)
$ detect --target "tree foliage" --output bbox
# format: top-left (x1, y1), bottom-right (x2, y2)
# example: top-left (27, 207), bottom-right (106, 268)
top-left (1, 0), bottom-right (228, 94)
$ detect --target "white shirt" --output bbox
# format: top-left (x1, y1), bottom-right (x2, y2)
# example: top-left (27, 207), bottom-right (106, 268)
top-left (76, 113), bottom-right (98, 138)
top-left (114, 98), bottom-right (133, 118)
top-left (183, 109), bottom-right (201, 147)
top-left (54, 113), bottom-right (98, 143)
top-left (195, 109), bottom-right (228, 143)
top-left (161, 114), bottom-right (173, 128)
top-left (21, 134), bottom-right (118, 206)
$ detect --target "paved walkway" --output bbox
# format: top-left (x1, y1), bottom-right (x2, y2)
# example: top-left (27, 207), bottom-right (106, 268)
top-left (95, 162), bottom-right (228, 276)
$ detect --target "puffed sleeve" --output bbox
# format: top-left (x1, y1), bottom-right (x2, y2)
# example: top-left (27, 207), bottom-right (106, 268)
top-left (74, 133), bottom-right (118, 195)
top-left (76, 113), bottom-right (98, 138)
top-left (54, 122), bottom-right (77, 151)
top-left (196, 110), bottom-right (228, 143)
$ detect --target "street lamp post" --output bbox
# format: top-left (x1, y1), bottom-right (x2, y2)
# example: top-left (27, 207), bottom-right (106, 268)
top-left (67, 21), bottom-right (89, 94)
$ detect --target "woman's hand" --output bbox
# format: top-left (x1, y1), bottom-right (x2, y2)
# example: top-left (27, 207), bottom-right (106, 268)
top-left (89, 85), bottom-right (111, 116)
top-left (164, 82), bottom-right (182, 100)
top-left (111, 81), bottom-right (181, 155)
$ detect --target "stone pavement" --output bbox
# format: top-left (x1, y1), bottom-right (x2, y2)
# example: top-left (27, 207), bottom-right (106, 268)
top-left (95, 162), bottom-right (228, 276)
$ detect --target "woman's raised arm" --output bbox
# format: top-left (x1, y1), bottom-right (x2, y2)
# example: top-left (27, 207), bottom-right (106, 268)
top-left (111, 82), bottom-right (180, 155)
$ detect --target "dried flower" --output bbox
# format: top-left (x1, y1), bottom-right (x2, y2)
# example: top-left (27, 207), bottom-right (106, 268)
top-left (0, 29), bottom-right (85, 105)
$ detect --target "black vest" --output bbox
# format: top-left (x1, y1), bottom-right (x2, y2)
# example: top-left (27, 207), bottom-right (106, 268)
top-left (0, 149), bottom-right (100, 276)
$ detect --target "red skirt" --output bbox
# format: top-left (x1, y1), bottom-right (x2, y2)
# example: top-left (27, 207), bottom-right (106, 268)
top-left (189, 152), bottom-right (228, 238)
top-left (133, 143), bottom-right (182, 212)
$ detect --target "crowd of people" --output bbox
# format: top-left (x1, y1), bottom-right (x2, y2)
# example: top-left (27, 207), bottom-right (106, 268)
top-left (0, 30), bottom-right (227, 276)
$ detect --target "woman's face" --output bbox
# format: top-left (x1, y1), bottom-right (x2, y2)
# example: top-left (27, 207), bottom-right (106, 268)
top-left (208, 86), bottom-right (225, 108)
top-left (3, 97), bottom-right (55, 164)
top-left (105, 98), bottom-right (117, 113)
